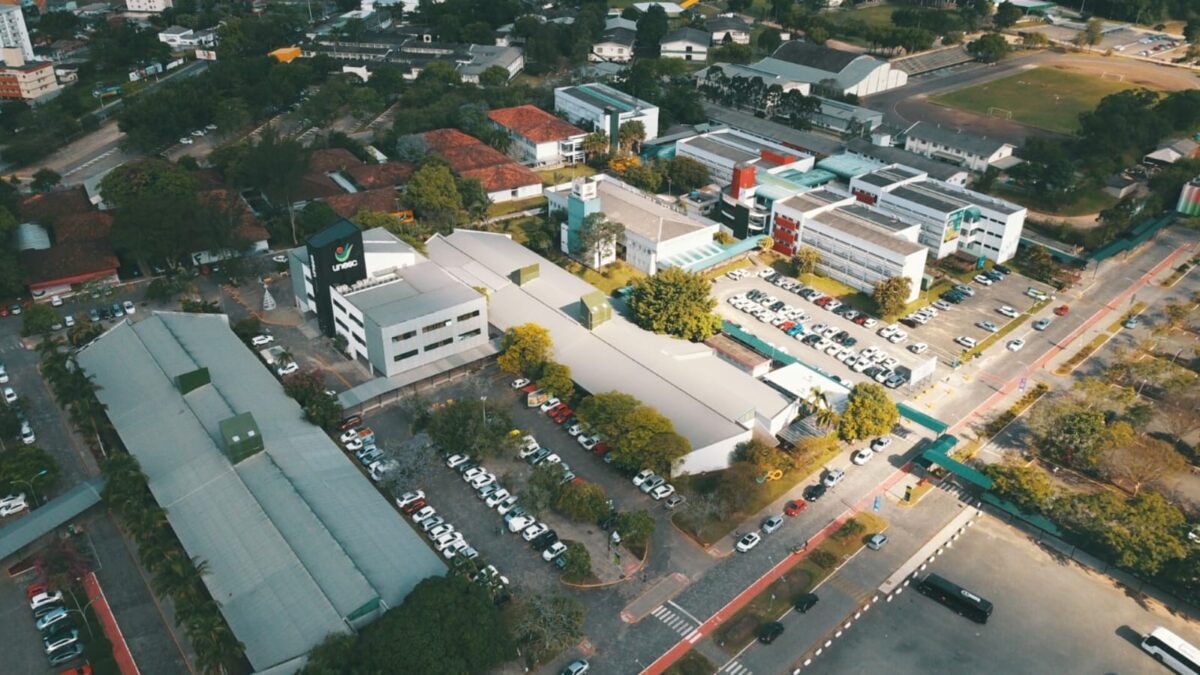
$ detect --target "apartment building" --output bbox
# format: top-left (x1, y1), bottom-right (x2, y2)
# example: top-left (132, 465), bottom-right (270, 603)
top-left (0, 4), bottom-right (32, 61)
top-left (0, 49), bottom-right (59, 101)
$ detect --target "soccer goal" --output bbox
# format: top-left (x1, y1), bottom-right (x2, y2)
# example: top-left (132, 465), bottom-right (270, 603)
top-left (1100, 71), bottom-right (1125, 82)
top-left (987, 107), bottom-right (1014, 120)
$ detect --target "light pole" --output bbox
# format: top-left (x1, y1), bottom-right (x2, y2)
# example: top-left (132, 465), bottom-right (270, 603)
top-left (18, 469), bottom-right (48, 507)
top-left (480, 396), bottom-right (487, 424)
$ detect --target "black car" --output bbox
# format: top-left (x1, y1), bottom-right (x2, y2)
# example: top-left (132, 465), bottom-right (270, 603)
top-left (532, 530), bottom-right (558, 551)
top-left (832, 330), bottom-right (849, 342)
top-left (802, 334), bottom-right (822, 346)
top-left (900, 318), bottom-right (919, 328)
top-left (456, 460), bottom-right (480, 475)
top-left (794, 593), bottom-right (819, 614)
top-left (770, 301), bottom-right (786, 311)
top-left (757, 622), bottom-right (785, 644)
top-left (993, 263), bottom-right (1012, 275)
top-left (804, 484), bottom-right (827, 502)
top-left (841, 336), bottom-right (858, 348)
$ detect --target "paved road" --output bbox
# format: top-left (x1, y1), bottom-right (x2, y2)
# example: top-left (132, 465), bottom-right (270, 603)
top-left (811, 514), bottom-right (1200, 674)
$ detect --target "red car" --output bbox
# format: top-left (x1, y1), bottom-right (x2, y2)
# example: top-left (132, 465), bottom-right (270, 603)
top-left (546, 402), bottom-right (566, 416)
top-left (400, 498), bottom-right (427, 515)
top-left (784, 500), bottom-right (807, 517)
top-left (815, 296), bottom-right (832, 307)
top-left (0, 306), bottom-right (8, 317)
top-left (26, 581), bottom-right (47, 599)
top-left (1054, 304), bottom-right (1069, 316)
top-left (338, 415), bottom-right (363, 431)
top-left (592, 442), bottom-right (610, 457)
top-left (779, 321), bottom-right (796, 332)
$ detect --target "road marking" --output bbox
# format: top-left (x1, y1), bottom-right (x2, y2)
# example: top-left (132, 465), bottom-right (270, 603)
top-left (722, 659), bottom-right (751, 674)
top-left (666, 600), bottom-right (703, 626)
top-left (651, 606), bottom-right (697, 637)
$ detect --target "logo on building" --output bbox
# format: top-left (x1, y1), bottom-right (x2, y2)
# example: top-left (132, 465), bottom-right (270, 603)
top-left (332, 243), bottom-right (359, 272)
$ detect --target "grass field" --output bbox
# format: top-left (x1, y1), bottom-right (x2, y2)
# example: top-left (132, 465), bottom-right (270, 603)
top-left (930, 67), bottom-right (1143, 134)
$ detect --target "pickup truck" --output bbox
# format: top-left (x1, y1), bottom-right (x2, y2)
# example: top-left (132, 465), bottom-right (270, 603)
top-left (357, 427), bottom-right (376, 444)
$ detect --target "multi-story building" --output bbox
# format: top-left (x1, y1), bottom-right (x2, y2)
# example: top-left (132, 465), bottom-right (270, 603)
top-left (157, 25), bottom-right (217, 49)
top-left (850, 166), bottom-right (1026, 263)
top-left (772, 189), bottom-right (926, 302)
top-left (554, 82), bottom-right (659, 141)
top-left (902, 121), bottom-right (1015, 173)
top-left (289, 220), bottom-right (489, 378)
top-left (0, 49), bottom-right (59, 101)
top-left (486, 105), bottom-right (586, 168)
top-left (590, 27), bottom-right (634, 63)
top-left (0, 5), bottom-right (32, 61)
top-left (660, 27), bottom-right (708, 61)
top-left (125, 0), bottom-right (172, 12)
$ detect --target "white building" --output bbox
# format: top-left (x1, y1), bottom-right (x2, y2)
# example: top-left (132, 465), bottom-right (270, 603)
top-left (717, 41), bottom-right (907, 98)
top-left (850, 166), bottom-right (1026, 263)
top-left (706, 16), bottom-right (752, 45)
top-left (126, 0), bottom-right (172, 12)
top-left (675, 127), bottom-right (815, 185)
top-left (289, 222), bottom-right (490, 378)
top-left (554, 82), bottom-right (659, 141)
top-left (157, 25), bottom-right (217, 49)
top-left (902, 121), bottom-right (1015, 173)
top-left (547, 176), bottom-right (721, 275)
top-left (772, 189), bottom-right (926, 303)
top-left (0, 5), bottom-right (33, 62)
top-left (487, 104), bottom-right (587, 168)
top-left (660, 27), bottom-right (709, 61)
top-left (591, 27), bottom-right (634, 63)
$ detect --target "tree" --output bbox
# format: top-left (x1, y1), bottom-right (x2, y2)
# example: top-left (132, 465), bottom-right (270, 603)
top-left (426, 398), bottom-right (515, 459)
top-left (511, 594), bottom-right (585, 663)
top-left (993, 1), bottom-right (1022, 28)
top-left (30, 169), bottom-right (61, 192)
top-left (839, 383), bottom-right (899, 441)
top-left (614, 510), bottom-right (656, 548)
top-left (405, 162), bottom-right (464, 230)
top-left (664, 155), bottom-right (710, 193)
top-left (222, 132), bottom-right (310, 245)
top-left (576, 392), bottom-right (690, 474)
top-left (1185, 17), bottom-right (1200, 44)
top-left (792, 246), bottom-right (821, 276)
top-left (872, 276), bottom-right (912, 318)
top-left (981, 463), bottom-right (1054, 513)
top-left (714, 462), bottom-right (760, 514)
top-left (22, 304), bottom-right (60, 336)
top-left (524, 463), bottom-right (566, 515)
top-left (0, 445), bottom-right (61, 496)
top-left (305, 394), bottom-right (345, 431)
top-left (628, 267), bottom-right (721, 342)
top-left (618, 120), bottom-right (646, 154)
top-left (497, 323), bottom-right (553, 377)
top-left (99, 159), bottom-right (198, 209)
top-left (1037, 407), bottom-right (1110, 469)
top-left (635, 5), bottom-right (668, 55)
top-left (621, 162), bottom-right (663, 192)
top-left (1083, 17), bottom-right (1104, 46)
top-left (968, 33), bottom-right (1010, 63)
top-left (1087, 492), bottom-right (1188, 577)
top-left (561, 543), bottom-right (592, 581)
top-left (734, 438), bottom-right (794, 474)
top-left (757, 28), bottom-right (783, 54)
top-left (537, 361), bottom-right (574, 401)
top-left (576, 212), bottom-right (625, 265)
top-left (582, 131), bottom-right (610, 159)
top-left (555, 480), bottom-right (609, 522)
top-left (1102, 436), bottom-right (1187, 496)
top-left (1021, 32), bottom-right (1049, 48)
top-left (1158, 389), bottom-right (1200, 443)
top-left (479, 65), bottom-right (510, 88)
top-left (300, 201), bottom-right (340, 240)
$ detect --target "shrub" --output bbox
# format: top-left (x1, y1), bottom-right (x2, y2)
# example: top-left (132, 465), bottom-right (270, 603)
top-left (809, 550), bottom-right (838, 569)
top-left (834, 518), bottom-right (866, 540)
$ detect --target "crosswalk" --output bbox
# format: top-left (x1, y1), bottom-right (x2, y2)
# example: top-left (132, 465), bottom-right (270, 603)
top-left (721, 659), bottom-right (752, 675)
top-left (650, 604), bottom-right (697, 639)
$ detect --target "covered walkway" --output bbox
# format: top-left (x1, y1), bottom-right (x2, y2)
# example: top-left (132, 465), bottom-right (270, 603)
top-left (0, 477), bottom-right (106, 562)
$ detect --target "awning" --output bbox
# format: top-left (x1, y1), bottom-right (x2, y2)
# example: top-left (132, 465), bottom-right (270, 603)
top-left (919, 435), bottom-right (994, 490)
top-left (0, 477), bottom-right (106, 562)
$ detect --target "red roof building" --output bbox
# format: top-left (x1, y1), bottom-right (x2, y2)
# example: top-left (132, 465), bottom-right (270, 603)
top-left (486, 105), bottom-right (586, 168)
top-left (325, 188), bottom-right (398, 219)
top-left (419, 128), bottom-right (543, 203)
top-left (346, 161), bottom-right (414, 190)
top-left (19, 202), bottom-right (119, 296)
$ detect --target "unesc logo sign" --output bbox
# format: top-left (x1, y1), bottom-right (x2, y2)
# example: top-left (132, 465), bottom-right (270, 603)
top-left (331, 243), bottom-right (359, 272)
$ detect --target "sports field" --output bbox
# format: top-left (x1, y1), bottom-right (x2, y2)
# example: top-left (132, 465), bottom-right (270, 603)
top-left (930, 67), bottom-right (1144, 134)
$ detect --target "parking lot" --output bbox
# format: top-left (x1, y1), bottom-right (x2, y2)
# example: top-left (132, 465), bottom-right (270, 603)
top-left (1030, 25), bottom-right (1192, 64)
top-left (813, 514), bottom-right (1200, 674)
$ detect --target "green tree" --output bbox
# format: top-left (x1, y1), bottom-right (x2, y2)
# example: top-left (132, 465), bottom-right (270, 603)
top-left (497, 323), bottom-right (553, 377)
top-left (537, 361), bottom-right (574, 401)
top-left (757, 28), bottom-right (783, 54)
top-left (524, 463), bottom-right (566, 515)
top-left (561, 543), bottom-right (592, 581)
top-left (576, 392), bottom-right (690, 474)
top-left (576, 212), bottom-right (625, 265)
top-left (614, 510), bottom-right (656, 548)
top-left (792, 246), bottom-right (821, 275)
top-left (627, 267), bottom-right (721, 342)
top-left (993, 1), bottom-right (1022, 27)
top-left (634, 4), bottom-right (668, 55)
top-left (621, 162), bottom-right (663, 193)
top-left (618, 120), bottom-right (647, 153)
top-left (582, 131), bottom-right (610, 159)
top-left (555, 480), bottom-right (609, 522)
top-left (734, 438), bottom-right (794, 473)
top-left (300, 201), bottom-right (340, 239)
top-left (838, 383), bottom-right (899, 441)
top-left (715, 462), bottom-right (760, 515)
top-left (22, 303), bottom-right (59, 336)
top-left (967, 32), bottom-right (1010, 63)
top-left (30, 169), bottom-right (61, 192)
top-left (99, 159), bottom-right (198, 209)
top-left (872, 276), bottom-right (912, 318)
top-left (1061, 491), bottom-right (1189, 577)
top-left (664, 155), bottom-right (710, 193)
top-left (479, 65), bottom-right (511, 87)
top-left (406, 162), bottom-right (464, 230)
top-left (1037, 407), bottom-right (1110, 469)
top-left (305, 393), bottom-right (345, 431)
top-left (0, 445), bottom-right (61, 498)
top-left (426, 398), bottom-right (515, 459)
top-left (981, 462), bottom-right (1055, 513)
top-left (1082, 17), bottom-right (1104, 45)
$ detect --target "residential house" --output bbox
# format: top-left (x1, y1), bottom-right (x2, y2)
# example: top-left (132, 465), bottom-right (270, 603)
top-left (660, 27), bottom-right (708, 61)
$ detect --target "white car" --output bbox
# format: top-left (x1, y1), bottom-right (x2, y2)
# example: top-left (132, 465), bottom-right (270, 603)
top-left (442, 540), bottom-right (469, 559)
top-left (973, 275), bottom-right (993, 286)
top-left (650, 484), bottom-right (676, 500)
top-left (446, 454), bottom-right (470, 468)
top-left (510, 378), bottom-right (529, 389)
top-left (276, 362), bottom-right (299, 377)
top-left (887, 330), bottom-right (907, 344)
top-left (932, 301), bottom-right (952, 311)
top-left (1006, 338), bottom-right (1026, 352)
top-left (1, 493), bottom-right (26, 508)
top-left (537, 453), bottom-right (561, 466)
top-left (179, 137), bottom-right (194, 145)
top-left (632, 469), bottom-right (655, 486)
top-left (0, 364), bottom-right (7, 383)
top-left (955, 336), bottom-right (977, 349)
top-left (522, 523), bottom-right (549, 541)
top-left (420, 516), bottom-right (445, 533)
top-left (344, 438), bottom-right (363, 451)
top-left (908, 342), bottom-right (928, 354)
top-left (0, 498), bottom-right (28, 517)
top-left (485, 489), bottom-right (511, 508)
top-left (507, 515), bottom-right (536, 533)
top-left (394, 491), bottom-right (425, 509)
top-left (410, 506), bottom-right (436, 522)
top-left (428, 524), bottom-right (455, 539)
top-left (64, 315), bottom-right (75, 328)
top-left (368, 460), bottom-right (398, 482)
top-left (997, 306), bottom-right (1019, 318)
top-left (463, 467), bottom-right (486, 481)
top-left (871, 437), bottom-right (893, 452)
top-left (434, 532), bottom-right (464, 551)
top-left (30, 591), bottom-right (63, 611)
top-left (822, 468), bottom-right (846, 488)
top-left (539, 397), bottom-right (561, 412)
top-left (339, 429), bottom-right (360, 443)
top-left (567, 423), bottom-right (583, 437)
top-left (976, 321), bottom-right (999, 333)
top-left (521, 435), bottom-right (539, 451)
top-left (735, 532), bottom-right (761, 553)
top-left (851, 448), bottom-right (874, 465)
top-left (518, 443), bottom-right (541, 460)
top-left (3, 387), bottom-right (15, 403)
top-left (542, 541), bottom-right (568, 562)
top-left (251, 334), bottom-right (274, 347)
top-left (20, 424), bottom-right (35, 445)
top-left (496, 495), bottom-right (519, 514)
top-left (578, 435), bottom-right (598, 451)
top-left (468, 473), bottom-right (495, 489)
top-left (271, 254), bottom-right (288, 264)
top-left (123, 300), bottom-right (136, 315)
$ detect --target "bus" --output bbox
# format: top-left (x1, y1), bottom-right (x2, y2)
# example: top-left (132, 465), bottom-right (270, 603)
top-left (1142, 627), bottom-right (1200, 675)
top-left (916, 573), bottom-right (993, 624)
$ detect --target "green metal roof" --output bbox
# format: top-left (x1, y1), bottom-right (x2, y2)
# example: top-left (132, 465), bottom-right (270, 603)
top-left (0, 478), bottom-right (105, 563)
top-left (920, 435), bottom-right (994, 490)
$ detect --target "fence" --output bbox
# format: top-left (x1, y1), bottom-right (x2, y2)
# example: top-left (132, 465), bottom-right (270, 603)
top-left (83, 571), bottom-right (140, 675)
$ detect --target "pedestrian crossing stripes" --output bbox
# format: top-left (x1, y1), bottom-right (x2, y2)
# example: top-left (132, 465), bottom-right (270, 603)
top-left (650, 605), bottom-right (697, 638)
top-left (722, 660), bottom-right (752, 675)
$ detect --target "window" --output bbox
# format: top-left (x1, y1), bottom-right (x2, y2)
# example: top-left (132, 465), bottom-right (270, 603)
top-left (425, 337), bottom-right (453, 352)
top-left (335, 319), bottom-right (349, 332)
top-left (353, 333), bottom-right (366, 345)
top-left (458, 328), bottom-right (481, 341)
top-left (393, 349), bottom-right (418, 362)
top-left (457, 310), bottom-right (480, 322)
top-left (391, 329), bottom-right (417, 343)
top-left (350, 314), bottom-right (363, 327)
top-left (332, 298), bottom-right (346, 313)
top-left (422, 319), bottom-right (451, 333)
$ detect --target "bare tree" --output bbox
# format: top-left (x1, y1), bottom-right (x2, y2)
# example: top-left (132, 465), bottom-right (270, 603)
top-left (1159, 389), bottom-right (1200, 443)
top-left (1101, 435), bottom-right (1187, 496)
top-left (512, 594), bottom-right (584, 661)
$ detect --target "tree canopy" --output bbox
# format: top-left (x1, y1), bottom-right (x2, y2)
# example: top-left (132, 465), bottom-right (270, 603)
top-left (872, 276), bottom-right (912, 318)
top-left (576, 392), bottom-right (690, 474)
top-left (498, 323), bottom-right (553, 378)
top-left (628, 267), bottom-right (721, 342)
top-left (838, 383), bottom-right (898, 441)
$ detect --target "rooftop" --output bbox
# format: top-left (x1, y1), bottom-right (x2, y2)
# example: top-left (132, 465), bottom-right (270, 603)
top-left (701, 103), bottom-right (844, 157)
top-left (462, 163), bottom-right (542, 192)
top-left (487, 105), bottom-right (586, 144)
top-left (594, 179), bottom-right (714, 243)
top-left (679, 134), bottom-right (760, 164)
top-left (76, 313), bottom-right (444, 672)
top-left (810, 206), bottom-right (926, 257)
top-left (706, 16), bottom-right (752, 33)
top-left (844, 139), bottom-right (968, 182)
top-left (771, 41), bottom-right (866, 74)
top-left (324, 188), bottom-right (397, 219)
top-left (597, 27), bottom-right (636, 46)
top-left (887, 182), bottom-right (973, 215)
top-left (345, 161), bottom-right (414, 190)
top-left (426, 230), bottom-right (790, 456)
top-left (662, 27), bottom-right (709, 45)
top-left (904, 121), bottom-right (1013, 158)
top-left (343, 260), bottom-right (482, 327)
top-left (556, 82), bottom-right (655, 114)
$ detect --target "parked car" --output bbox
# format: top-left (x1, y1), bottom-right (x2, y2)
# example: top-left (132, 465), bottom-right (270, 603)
top-left (757, 622), bottom-right (785, 644)
top-left (522, 522), bottom-right (549, 541)
top-left (1006, 338), bottom-right (1025, 352)
top-left (1123, 317), bottom-right (1140, 329)
top-left (632, 469), bottom-right (655, 486)
top-left (1032, 318), bottom-right (1052, 331)
top-left (822, 468), bottom-right (845, 488)
top-left (560, 659), bottom-right (590, 675)
top-left (276, 362), bottom-right (299, 376)
top-left (394, 491), bottom-right (425, 509)
top-left (30, 591), bottom-right (64, 611)
top-left (851, 448), bottom-right (874, 465)
top-left (804, 483), bottom-right (827, 502)
top-left (794, 593), bottom-right (819, 613)
top-left (650, 484), bottom-right (675, 500)
top-left (909, 342), bottom-right (928, 354)
top-left (784, 499), bottom-right (807, 516)
top-left (955, 336), bottom-right (977, 349)
top-left (997, 306), bottom-right (1018, 318)
top-left (251, 334), bottom-right (274, 346)
top-left (640, 475), bottom-right (666, 493)
top-left (735, 532), bottom-right (761, 552)
top-left (43, 629), bottom-right (80, 654)
top-left (510, 378), bottom-right (530, 389)
top-left (867, 533), bottom-right (889, 550)
top-left (46, 641), bottom-right (84, 666)
top-left (410, 506), bottom-right (436, 522)
top-left (664, 494), bottom-right (686, 509)
top-left (542, 541), bottom-right (568, 562)
top-left (761, 515), bottom-right (784, 534)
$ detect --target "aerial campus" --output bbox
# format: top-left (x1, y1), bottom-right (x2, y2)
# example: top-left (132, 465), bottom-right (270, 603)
top-left (1, 0), bottom-right (1200, 674)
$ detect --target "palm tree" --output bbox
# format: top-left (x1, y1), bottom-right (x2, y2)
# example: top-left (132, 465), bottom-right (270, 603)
top-left (277, 348), bottom-right (294, 366)
top-left (806, 387), bottom-right (839, 429)
top-left (125, 504), bottom-right (168, 543)
top-left (187, 609), bottom-right (244, 675)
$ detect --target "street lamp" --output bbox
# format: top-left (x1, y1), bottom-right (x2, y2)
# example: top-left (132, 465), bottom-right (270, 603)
top-left (18, 469), bottom-right (49, 507)
top-left (480, 396), bottom-right (487, 424)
